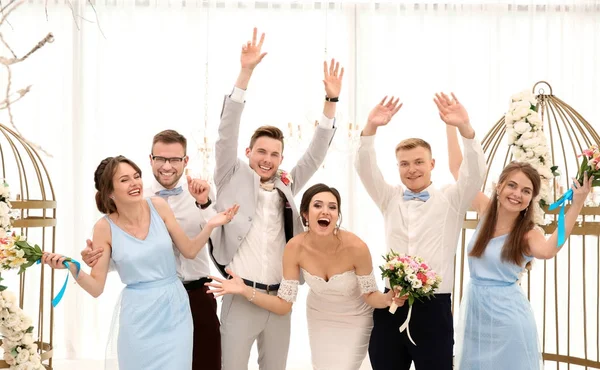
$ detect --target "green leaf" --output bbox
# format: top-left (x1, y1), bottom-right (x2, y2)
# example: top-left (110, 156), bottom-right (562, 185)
top-left (26, 326), bottom-right (34, 334)
top-left (408, 295), bottom-right (415, 306)
top-left (0, 285), bottom-right (6, 291)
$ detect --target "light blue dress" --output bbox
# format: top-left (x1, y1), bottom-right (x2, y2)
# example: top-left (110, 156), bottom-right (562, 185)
top-left (456, 228), bottom-right (542, 370)
top-left (105, 198), bottom-right (193, 370)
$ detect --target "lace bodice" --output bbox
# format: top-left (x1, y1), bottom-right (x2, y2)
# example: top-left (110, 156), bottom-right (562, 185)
top-left (301, 269), bottom-right (378, 297)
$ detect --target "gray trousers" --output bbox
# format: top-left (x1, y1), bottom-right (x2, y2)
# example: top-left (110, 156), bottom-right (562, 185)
top-left (220, 290), bottom-right (291, 370)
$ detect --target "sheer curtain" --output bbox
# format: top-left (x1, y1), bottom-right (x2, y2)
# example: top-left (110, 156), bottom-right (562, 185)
top-left (1, 1), bottom-right (599, 369)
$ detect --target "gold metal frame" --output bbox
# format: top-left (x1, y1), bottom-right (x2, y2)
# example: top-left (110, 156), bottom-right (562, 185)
top-left (453, 81), bottom-right (600, 368)
top-left (0, 123), bottom-right (56, 369)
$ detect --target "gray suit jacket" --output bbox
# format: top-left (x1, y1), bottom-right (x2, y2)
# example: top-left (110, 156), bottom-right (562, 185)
top-left (209, 95), bottom-right (336, 276)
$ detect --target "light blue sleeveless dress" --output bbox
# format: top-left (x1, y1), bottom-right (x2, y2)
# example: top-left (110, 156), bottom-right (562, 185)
top-left (456, 228), bottom-right (542, 370)
top-left (105, 198), bottom-right (193, 370)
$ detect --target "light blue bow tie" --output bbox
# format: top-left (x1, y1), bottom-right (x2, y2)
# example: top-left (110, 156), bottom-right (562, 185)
top-left (157, 186), bottom-right (183, 198)
top-left (403, 189), bottom-right (430, 202)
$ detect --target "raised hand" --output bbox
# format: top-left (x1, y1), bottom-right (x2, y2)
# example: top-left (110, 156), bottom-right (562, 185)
top-left (205, 269), bottom-right (247, 297)
top-left (81, 239), bottom-right (103, 268)
top-left (207, 204), bottom-right (240, 228)
top-left (187, 176), bottom-right (210, 205)
top-left (434, 92), bottom-right (470, 128)
top-left (240, 27), bottom-right (267, 71)
top-left (323, 58), bottom-right (344, 99)
top-left (367, 96), bottom-right (403, 128)
top-left (572, 172), bottom-right (594, 206)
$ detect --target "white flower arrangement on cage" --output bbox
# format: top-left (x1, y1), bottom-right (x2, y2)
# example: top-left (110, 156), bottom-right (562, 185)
top-left (0, 182), bottom-right (43, 370)
top-left (504, 90), bottom-right (559, 225)
top-left (0, 290), bottom-right (43, 370)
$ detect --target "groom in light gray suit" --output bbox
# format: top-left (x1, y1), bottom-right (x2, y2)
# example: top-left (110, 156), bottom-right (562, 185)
top-left (208, 28), bottom-right (343, 370)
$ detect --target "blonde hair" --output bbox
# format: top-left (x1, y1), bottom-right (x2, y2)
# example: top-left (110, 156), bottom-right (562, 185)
top-left (395, 138), bottom-right (432, 156)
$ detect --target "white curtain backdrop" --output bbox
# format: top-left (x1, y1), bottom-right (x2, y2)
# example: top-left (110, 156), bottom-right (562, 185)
top-left (1, 1), bottom-right (599, 369)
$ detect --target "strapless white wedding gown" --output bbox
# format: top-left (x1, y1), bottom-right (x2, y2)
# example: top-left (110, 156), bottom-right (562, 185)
top-left (302, 268), bottom-right (376, 370)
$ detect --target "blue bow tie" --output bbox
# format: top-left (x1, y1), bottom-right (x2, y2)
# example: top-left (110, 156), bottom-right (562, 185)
top-left (156, 186), bottom-right (183, 199)
top-left (403, 189), bottom-right (430, 202)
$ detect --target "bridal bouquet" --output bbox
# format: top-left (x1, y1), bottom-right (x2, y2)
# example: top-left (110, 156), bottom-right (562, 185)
top-left (550, 145), bottom-right (600, 247)
top-left (380, 251), bottom-right (441, 345)
top-left (0, 181), bottom-right (79, 306)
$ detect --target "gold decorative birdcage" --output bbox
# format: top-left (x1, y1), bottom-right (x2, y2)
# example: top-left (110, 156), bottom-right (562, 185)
top-left (453, 81), bottom-right (600, 368)
top-left (0, 122), bottom-right (57, 369)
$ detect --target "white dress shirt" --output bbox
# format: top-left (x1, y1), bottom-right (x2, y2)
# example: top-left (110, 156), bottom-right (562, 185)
top-left (225, 86), bottom-right (334, 284)
top-left (146, 176), bottom-right (216, 282)
top-left (227, 188), bottom-right (286, 285)
top-left (355, 135), bottom-right (486, 293)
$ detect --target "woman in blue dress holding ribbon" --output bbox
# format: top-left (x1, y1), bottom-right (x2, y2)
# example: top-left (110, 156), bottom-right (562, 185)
top-left (446, 127), bottom-right (594, 369)
top-left (42, 156), bottom-right (239, 370)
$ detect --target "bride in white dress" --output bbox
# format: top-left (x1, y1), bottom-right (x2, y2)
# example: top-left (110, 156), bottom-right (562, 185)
top-left (207, 183), bottom-right (405, 370)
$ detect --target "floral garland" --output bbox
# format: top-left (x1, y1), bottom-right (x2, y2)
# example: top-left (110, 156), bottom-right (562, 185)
top-left (504, 90), bottom-right (558, 225)
top-left (0, 181), bottom-right (44, 369)
top-left (0, 182), bottom-right (13, 239)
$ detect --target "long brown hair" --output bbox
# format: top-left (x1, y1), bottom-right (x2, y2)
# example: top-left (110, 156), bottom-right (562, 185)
top-left (469, 162), bottom-right (541, 266)
top-left (94, 156), bottom-right (142, 214)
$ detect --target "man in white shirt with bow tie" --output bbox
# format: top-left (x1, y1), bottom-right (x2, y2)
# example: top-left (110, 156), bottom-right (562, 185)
top-left (81, 130), bottom-right (221, 370)
top-left (355, 94), bottom-right (486, 370)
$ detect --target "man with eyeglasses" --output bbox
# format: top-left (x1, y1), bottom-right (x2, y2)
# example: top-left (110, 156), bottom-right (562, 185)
top-left (80, 130), bottom-right (221, 370)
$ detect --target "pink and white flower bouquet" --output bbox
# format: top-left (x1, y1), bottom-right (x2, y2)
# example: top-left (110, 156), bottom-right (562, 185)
top-left (380, 251), bottom-right (441, 345)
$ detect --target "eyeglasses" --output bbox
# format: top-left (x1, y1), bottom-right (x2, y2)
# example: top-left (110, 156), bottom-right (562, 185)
top-left (151, 155), bottom-right (187, 164)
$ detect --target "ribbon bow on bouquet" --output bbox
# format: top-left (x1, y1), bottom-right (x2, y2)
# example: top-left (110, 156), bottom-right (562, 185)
top-left (549, 146), bottom-right (600, 248)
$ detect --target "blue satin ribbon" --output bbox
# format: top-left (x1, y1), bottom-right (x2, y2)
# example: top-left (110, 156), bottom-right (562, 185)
top-left (50, 259), bottom-right (81, 307)
top-left (548, 189), bottom-right (573, 248)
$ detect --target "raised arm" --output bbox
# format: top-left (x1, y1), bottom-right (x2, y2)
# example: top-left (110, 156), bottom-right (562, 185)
top-left (42, 218), bottom-right (112, 298)
top-left (354, 97), bottom-right (403, 211)
top-left (152, 197), bottom-right (239, 259)
top-left (289, 59), bottom-right (343, 194)
top-left (434, 92), bottom-right (486, 214)
top-left (206, 240), bottom-right (301, 315)
top-left (527, 173), bottom-right (594, 259)
top-left (445, 125), bottom-right (490, 214)
top-left (214, 28), bottom-right (266, 188)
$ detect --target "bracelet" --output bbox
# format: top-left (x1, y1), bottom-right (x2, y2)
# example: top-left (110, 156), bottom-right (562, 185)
top-left (248, 288), bottom-right (256, 302)
top-left (325, 96), bottom-right (339, 102)
top-left (195, 198), bottom-right (212, 210)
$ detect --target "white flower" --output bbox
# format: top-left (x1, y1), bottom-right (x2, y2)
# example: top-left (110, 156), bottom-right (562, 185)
top-left (0, 184), bottom-right (9, 198)
top-left (512, 101), bottom-right (532, 120)
top-left (16, 348), bottom-right (30, 364)
top-left (528, 113), bottom-right (542, 128)
top-left (21, 333), bottom-right (35, 346)
top-left (4, 314), bottom-right (19, 328)
top-left (422, 285), bottom-right (431, 293)
top-left (2, 290), bottom-right (17, 304)
top-left (411, 280), bottom-right (423, 289)
top-left (8, 330), bottom-right (24, 342)
top-left (513, 120), bottom-right (531, 135)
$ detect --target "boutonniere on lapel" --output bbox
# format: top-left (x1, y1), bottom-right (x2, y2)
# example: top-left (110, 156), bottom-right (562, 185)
top-left (277, 169), bottom-right (293, 186)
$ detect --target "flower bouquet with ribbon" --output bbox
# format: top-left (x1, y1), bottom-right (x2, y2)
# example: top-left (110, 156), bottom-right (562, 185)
top-left (0, 234), bottom-right (79, 307)
top-left (549, 145), bottom-right (600, 247)
top-left (380, 251), bottom-right (441, 345)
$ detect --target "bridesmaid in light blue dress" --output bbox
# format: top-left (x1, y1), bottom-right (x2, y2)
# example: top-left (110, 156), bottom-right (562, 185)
top-left (446, 125), bottom-right (594, 370)
top-left (42, 156), bottom-right (238, 370)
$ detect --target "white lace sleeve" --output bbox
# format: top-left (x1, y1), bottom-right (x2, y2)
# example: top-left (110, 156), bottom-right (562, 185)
top-left (277, 279), bottom-right (299, 303)
top-left (357, 271), bottom-right (379, 294)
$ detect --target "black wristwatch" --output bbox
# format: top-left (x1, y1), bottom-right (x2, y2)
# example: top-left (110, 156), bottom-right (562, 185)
top-left (325, 96), bottom-right (339, 102)
top-left (195, 198), bottom-right (212, 210)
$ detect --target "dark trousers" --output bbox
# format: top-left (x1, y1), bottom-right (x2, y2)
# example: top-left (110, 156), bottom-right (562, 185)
top-left (369, 293), bottom-right (453, 370)
top-left (185, 279), bottom-right (221, 370)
